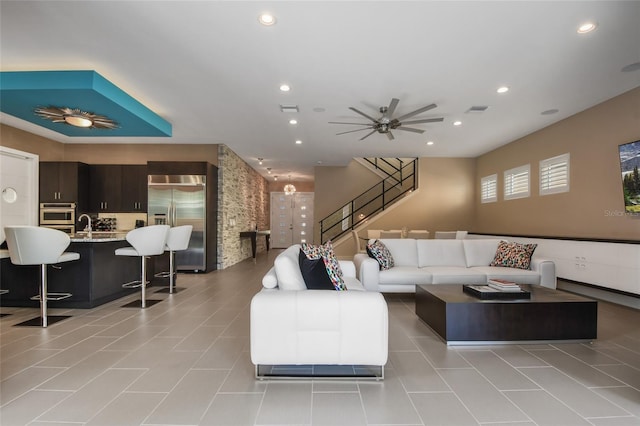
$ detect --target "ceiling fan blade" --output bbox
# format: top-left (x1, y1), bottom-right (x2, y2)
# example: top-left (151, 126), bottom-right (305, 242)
top-left (349, 106), bottom-right (378, 123)
top-left (382, 98), bottom-right (400, 119)
top-left (396, 127), bottom-right (425, 134)
top-left (359, 130), bottom-right (378, 140)
top-left (394, 103), bottom-right (437, 122)
top-left (401, 117), bottom-right (444, 125)
top-left (336, 127), bottom-right (374, 135)
top-left (328, 121), bottom-right (372, 125)
top-left (386, 131), bottom-right (395, 141)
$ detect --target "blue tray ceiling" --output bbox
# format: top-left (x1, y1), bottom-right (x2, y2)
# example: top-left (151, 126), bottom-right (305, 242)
top-left (0, 70), bottom-right (172, 137)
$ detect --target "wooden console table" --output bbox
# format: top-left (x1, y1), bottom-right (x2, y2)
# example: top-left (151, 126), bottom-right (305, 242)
top-left (239, 230), bottom-right (271, 259)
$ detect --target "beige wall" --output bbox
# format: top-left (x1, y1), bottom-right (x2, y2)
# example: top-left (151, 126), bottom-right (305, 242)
top-left (64, 143), bottom-right (218, 166)
top-left (4, 85), bottom-right (638, 252)
top-left (475, 87), bottom-right (640, 241)
top-left (356, 158), bottom-right (476, 232)
top-left (321, 158), bottom-right (477, 257)
top-left (0, 124), bottom-right (65, 160)
top-left (0, 124), bottom-right (218, 165)
top-left (314, 161), bottom-right (381, 222)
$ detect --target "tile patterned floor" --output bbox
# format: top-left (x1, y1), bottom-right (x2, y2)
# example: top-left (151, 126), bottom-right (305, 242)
top-left (1, 250), bottom-right (639, 425)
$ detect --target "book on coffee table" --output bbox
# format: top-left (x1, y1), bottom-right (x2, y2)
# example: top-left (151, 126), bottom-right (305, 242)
top-left (487, 278), bottom-right (522, 292)
top-left (463, 284), bottom-right (531, 300)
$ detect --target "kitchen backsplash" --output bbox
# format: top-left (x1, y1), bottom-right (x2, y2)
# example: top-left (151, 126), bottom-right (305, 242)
top-left (97, 212), bottom-right (147, 231)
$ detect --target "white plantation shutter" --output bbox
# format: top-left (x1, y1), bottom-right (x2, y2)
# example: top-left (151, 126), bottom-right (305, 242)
top-left (504, 164), bottom-right (530, 200)
top-left (540, 153), bottom-right (570, 195)
top-left (481, 174), bottom-right (497, 203)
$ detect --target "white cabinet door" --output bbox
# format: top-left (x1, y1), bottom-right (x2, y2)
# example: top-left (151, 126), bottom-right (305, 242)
top-left (270, 192), bottom-right (314, 248)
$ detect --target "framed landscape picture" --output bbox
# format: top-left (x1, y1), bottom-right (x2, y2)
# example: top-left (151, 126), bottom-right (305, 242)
top-left (618, 139), bottom-right (640, 213)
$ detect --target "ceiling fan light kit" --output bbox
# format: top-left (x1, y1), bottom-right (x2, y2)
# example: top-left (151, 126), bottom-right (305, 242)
top-left (35, 106), bottom-right (118, 129)
top-left (330, 98), bottom-right (444, 140)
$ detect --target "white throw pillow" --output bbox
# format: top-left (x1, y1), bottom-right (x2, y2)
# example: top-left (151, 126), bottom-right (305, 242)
top-left (262, 267), bottom-right (278, 289)
top-left (274, 245), bottom-right (306, 290)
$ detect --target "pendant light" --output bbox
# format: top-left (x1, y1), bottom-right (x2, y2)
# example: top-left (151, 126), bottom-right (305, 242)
top-left (284, 175), bottom-right (296, 195)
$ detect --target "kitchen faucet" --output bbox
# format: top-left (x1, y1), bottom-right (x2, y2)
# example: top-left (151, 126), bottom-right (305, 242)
top-left (78, 214), bottom-right (92, 238)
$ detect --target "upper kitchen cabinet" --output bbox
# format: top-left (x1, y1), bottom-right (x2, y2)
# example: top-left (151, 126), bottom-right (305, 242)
top-left (88, 164), bottom-right (148, 213)
top-left (89, 165), bottom-right (122, 212)
top-left (120, 165), bottom-right (147, 212)
top-left (39, 162), bottom-right (89, 211)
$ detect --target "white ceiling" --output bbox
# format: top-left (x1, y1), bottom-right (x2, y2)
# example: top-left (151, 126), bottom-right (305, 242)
top-left (1, 1), bottom-right (639, 181)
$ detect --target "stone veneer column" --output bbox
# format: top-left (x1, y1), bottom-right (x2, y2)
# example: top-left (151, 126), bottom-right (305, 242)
top-left (217, 145), bottom-right (270, 269)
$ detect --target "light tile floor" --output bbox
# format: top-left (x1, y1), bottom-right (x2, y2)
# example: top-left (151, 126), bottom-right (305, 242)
top-left (1, 250), bottom-right (639, 425)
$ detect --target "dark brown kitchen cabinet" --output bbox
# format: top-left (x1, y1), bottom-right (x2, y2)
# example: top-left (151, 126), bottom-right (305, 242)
top-left (89, 165), bottom-right (122, 212)
top-left (88, 164), bottom-right (147, 213)
top-left (120, 165), bottom-right (147, 212)
top-left (39, 162), bottom-right (89, 211)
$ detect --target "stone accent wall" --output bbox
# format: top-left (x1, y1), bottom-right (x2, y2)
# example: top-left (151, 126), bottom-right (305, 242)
top-left (217, 145), bottom-right (270, 269)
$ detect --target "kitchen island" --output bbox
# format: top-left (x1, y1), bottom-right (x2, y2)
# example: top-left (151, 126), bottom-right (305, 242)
top-left (0, 234), bottom-right (147, 308)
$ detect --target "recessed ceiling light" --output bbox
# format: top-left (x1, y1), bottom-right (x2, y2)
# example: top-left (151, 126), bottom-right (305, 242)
top-left (295, 140), bottom-right (302, 145)
top-left (426, 141), bottom-right (434, 146)
top-left (453, 120), bottom-right (462, 126)
top-left (258, 13), bottom-right (276, 26)
top-left (497, 86), bottom-right (509, 94)
top-left (289, 119), bottom-right (297, 125)
top-left (279, 84), bottom-right (290, 92)
top-left (317, 161), bottom-right (323, 164)
top-left (577, 21), bottom-right (597, 34)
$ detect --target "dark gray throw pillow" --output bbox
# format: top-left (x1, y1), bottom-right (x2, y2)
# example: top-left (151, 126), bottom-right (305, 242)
top-left (298, 249), bottom-right (335, 290)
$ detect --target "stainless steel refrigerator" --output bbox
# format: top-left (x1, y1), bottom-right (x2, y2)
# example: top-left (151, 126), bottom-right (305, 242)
top-left (148, 174), bottom-right (206, 272)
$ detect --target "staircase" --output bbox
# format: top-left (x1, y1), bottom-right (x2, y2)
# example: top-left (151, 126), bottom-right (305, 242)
top-left (361, 157), bottom-right (414, 184)
top-left (319, 158), bottom-right (417, 244)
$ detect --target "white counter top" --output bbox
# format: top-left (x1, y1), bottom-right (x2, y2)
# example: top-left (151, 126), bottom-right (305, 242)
top-left (70, 232), bottom-right (128, 242)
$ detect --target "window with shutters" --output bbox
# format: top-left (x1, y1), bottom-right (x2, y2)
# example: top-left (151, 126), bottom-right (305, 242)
top-left (540, 153), bottom-right (570, 195)
top-left (504, 164), bottom-right (530, 200)
top-left (480, 174), bottom-right (497, 203)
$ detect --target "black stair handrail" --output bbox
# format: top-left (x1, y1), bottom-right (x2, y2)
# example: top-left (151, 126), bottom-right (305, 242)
top-left (320, 158), bottom-right (417, 244)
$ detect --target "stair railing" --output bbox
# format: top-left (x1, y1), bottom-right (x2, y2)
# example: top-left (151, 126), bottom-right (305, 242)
top-left (319, 158), bottom-right (417, 244)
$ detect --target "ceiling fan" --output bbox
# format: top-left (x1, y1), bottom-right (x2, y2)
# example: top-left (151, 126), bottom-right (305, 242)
top-left (329, 98), bottom-right (444, 141)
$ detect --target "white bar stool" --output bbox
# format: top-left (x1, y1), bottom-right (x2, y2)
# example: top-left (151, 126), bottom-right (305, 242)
top-left (115, 224), bottom-right (169, 308)
top-left (155, 225), bottom-right (193, 294)
top-left (4, 226), bottom-right (79, 327)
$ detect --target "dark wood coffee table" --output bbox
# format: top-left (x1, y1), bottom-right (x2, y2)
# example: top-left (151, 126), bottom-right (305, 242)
top-left (415, 284), bottom-right (597, 345)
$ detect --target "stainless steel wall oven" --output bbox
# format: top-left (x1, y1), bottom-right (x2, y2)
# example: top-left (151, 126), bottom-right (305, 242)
top-left (39, 202), bottom-right (76, 233)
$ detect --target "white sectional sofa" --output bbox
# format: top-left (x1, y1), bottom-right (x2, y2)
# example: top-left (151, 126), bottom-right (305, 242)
top-left (250, 244), bottom-right (388, 379)
top-left (354, 238), bottom-right (556, 293)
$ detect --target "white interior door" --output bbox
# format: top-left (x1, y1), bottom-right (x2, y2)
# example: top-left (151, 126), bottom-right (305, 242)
top-left (270, 192), bottom-right (315, 248)
top-left (271, 192), bottom-right (293, 249)
top-left (292, 192), bottom-right (314, 245)
top-left (0, 147), bottom-right (39, 242)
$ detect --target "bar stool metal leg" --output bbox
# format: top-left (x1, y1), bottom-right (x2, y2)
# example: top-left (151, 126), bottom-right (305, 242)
top-left (169, 250), bottom-right (175, 294)
top-left (141, 256), bottom-right (147, 308)
top-left (40, 264), bottom-right (48, 327)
